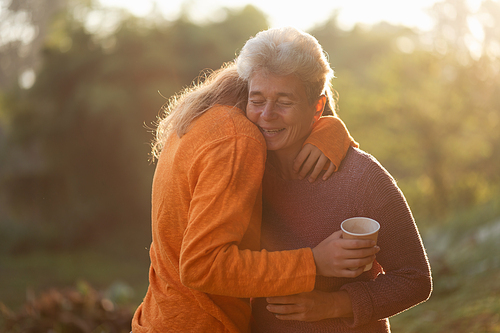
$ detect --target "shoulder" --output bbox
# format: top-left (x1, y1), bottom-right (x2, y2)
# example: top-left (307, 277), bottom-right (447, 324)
top-left (321, 148), bottom-right (409, 218)
top-left (340, 147), bottom-right (387, 175)
top-left (157, 104), bottom-right (267, 178)
top-left (188, 104), bottom-right (265, 147)
top-left (340, 147), bottom-right (399, 191)
top-left (164, 104), bottom-right (267, 169)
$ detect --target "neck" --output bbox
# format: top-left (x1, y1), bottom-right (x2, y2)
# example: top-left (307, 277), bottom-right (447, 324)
top-left (268, 138), bottom-right (308, 180)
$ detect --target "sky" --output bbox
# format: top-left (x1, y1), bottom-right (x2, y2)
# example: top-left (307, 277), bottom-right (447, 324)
top-left (98, 0), bottom-right (445, 32)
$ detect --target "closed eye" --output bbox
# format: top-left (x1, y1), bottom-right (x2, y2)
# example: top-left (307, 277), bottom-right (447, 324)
top-left (277, 101), bottom-right (294, 107)
top-left (249, 99), bottom-right (266, 106)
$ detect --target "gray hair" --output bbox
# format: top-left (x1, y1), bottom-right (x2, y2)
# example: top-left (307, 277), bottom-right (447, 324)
top-left (151, 27), bottom-right (338, 160)
top-left (236, 27), bottom-right (336, 113)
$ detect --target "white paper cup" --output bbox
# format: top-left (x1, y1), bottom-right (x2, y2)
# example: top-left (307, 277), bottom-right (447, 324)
top-left (341, 217), bottom-right (380, 271)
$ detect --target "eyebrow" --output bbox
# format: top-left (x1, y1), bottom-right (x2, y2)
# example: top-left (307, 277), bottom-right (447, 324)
top-left (248, 91), bottom-right (296, 98)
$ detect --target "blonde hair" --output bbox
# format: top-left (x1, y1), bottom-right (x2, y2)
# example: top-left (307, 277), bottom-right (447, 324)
top-left (236, 27), bottom-right (337, 115)
top-left (151, 63), bottom-right (247, 160)
top-left (152, 27), bottom-right (337, 159)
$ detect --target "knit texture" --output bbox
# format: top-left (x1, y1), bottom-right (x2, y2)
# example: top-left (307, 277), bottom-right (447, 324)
top-left (252, 147), bottom-right (432, 333)
top-left (132, 105), bottom-right (318, 333)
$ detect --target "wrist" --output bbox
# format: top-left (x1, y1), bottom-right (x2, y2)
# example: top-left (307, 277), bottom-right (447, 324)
top-left (311, 246), bottom-right (323, 276)
top-left (330, 290), bottom-right (353, 318)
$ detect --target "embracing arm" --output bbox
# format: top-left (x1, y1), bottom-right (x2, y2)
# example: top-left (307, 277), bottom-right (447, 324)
top-left (178, 134), bottom-right (368, 298)
top-left (295, 116), bottom-right (358, 182)
top-left (179, 134), bottom-right (317, 298)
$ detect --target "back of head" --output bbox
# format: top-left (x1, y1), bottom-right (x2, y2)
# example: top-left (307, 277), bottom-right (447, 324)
top-left (152, 63), bottom-right (247, 159)
top-left (236, 27), bottom-right (335, 111)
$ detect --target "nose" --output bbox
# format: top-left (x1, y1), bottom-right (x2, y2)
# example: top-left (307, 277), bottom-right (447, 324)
top-left (261, 102), bottom-right (278, 121)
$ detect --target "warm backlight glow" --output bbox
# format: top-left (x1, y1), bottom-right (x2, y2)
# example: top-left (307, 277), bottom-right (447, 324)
top-left (99, 0), bottom-right (441, 31)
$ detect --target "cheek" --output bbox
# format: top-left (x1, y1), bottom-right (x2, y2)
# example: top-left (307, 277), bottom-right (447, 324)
top-left (284, 109), bottom-right (310, 127)
top-left (245, 106), bottom-right (257, 122)
top-left (285, 113), bottom-right (314, 137)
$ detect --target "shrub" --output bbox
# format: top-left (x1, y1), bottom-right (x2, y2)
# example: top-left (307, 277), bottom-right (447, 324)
top-left (0, 281), bottom-right (133, 333)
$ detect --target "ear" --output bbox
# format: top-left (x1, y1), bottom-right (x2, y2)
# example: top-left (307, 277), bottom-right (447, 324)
top-left (313, 95), bottom-right (326, 121)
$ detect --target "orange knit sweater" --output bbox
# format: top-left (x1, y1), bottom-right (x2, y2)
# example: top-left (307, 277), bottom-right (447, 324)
top-left (131, 105), bottom-right (354, 332)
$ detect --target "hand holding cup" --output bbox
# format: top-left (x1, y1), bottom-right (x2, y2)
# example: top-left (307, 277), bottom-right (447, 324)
top-left (341, 217), bottom-right (380, 271)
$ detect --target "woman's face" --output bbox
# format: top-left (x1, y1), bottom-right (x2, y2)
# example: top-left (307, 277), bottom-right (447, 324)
top-left (246, 70), bottom-right (323, 154)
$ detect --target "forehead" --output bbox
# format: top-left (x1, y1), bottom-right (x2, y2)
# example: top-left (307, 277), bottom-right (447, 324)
top-left (248, 70), bottom-right (307, 99)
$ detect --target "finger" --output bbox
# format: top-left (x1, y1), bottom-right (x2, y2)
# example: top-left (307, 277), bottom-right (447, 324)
top-left (341, 239), bottom-right (378, 249)
top-left (266, 296), bottom-right (297, 305)
top-left (344, 255), bottom-right (376, 268)
top-left (339, 266), bottom-right (366, 278)
top-left (322, 161), bottom-right (336, 180)
top-left (266, 303), bottom-right (302, 315)
top-left (340, 247), bottom-right (380, 262)
top-left (298, 151), bottom-right (321, 180)
top-left (275, 313), bottom-right (306, 321)
top-left (293, 145), bottom-right (312, 173)
top-left (350, 245), bottom-right (380, 256)
top-left (308, 154), bottom-right (328, 183)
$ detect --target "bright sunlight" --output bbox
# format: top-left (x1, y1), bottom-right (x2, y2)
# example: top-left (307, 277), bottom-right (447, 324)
top-left (99, 0), bottom-right (443, 31)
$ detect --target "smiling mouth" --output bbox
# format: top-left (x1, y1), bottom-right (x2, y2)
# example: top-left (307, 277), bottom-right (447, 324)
top-left (260, 127), bottom-right (285, 134)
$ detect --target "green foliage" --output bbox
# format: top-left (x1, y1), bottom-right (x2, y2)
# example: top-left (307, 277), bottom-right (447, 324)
top-left (311, 12), bottom-right (500, 223)
top-left (0, 2), bottom-right (269, 252)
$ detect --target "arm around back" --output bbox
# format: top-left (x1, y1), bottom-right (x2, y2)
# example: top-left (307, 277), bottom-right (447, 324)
top-left (179, 129), bottom-right (317, 298)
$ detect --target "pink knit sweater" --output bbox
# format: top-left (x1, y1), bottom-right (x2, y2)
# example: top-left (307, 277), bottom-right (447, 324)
top-left (251, 147), bottom-right (432, 333)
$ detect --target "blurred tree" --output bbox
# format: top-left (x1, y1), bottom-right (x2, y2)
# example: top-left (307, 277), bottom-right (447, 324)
top-left (479, 0), bottom-right (500, 58)
top-left (0, 2), bottom-right (269, 252)
top-left (427, 0), bottom-right (472, 57)
top-left (312, 3), bottom-right (500, 221)
top-left (0, 0), bottom-right (66, 90)
top-left (1, 0), bottom-right (499, 253)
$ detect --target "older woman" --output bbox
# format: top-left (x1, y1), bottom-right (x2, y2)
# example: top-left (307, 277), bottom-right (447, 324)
top-left (131, 30), bottom-right (380, 332)
top-left (237, 28), bottom-right (432, 332)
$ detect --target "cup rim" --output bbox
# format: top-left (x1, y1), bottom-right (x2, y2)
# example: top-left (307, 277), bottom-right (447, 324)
top-left (341, 217), bottom-right (380, 236)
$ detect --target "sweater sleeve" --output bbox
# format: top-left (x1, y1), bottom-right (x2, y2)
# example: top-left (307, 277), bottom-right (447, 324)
top-left (340, 160), bottom-right (432, 327)
top-left (303, 116), bottom-right (359, 171)
top-left (179, 134), bottom-right (317, 298)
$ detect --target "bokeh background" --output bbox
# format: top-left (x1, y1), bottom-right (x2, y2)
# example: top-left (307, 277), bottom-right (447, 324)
top-left (1, 0), bottom-right (500, 331)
